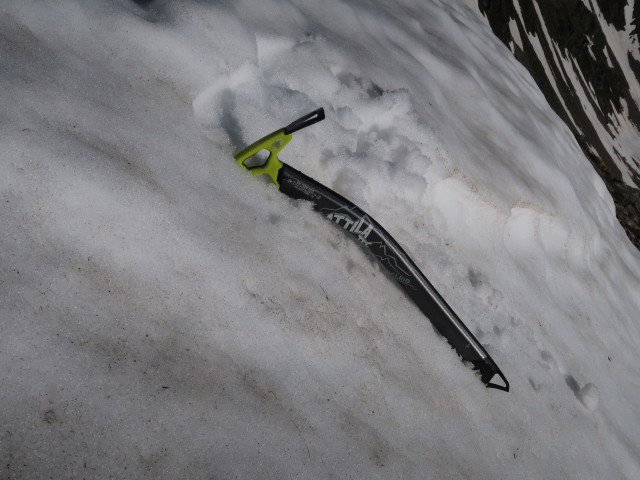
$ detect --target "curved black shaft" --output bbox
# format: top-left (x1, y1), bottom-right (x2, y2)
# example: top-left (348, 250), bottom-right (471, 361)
top-left (278, 163), bottom-right (509, 391)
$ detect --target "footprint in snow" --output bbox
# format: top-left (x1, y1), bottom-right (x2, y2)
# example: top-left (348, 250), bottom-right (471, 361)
top-left (467, 267), bottom-right (503, 309)
top-left (565, 375), bottom-right (599, 411)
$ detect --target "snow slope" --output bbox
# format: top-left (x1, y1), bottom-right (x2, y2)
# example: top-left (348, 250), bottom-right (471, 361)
top-left (2, 0), bottom-right (640, 478)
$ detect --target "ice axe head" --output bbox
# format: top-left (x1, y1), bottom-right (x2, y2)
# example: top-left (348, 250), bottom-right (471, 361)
top-left (233, 108), bottom-right (325, 186)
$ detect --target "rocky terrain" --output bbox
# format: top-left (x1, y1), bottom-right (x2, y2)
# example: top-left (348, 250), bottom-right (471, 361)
top-left (473, 0), bottom-right (640, 248)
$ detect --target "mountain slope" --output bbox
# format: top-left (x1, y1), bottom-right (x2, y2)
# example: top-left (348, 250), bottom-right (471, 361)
top-left (468, 0), bottom-right (640, 247)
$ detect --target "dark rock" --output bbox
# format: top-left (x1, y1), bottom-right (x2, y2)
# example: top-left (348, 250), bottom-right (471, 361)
top-left (476, 0), bottom-right (640, 251)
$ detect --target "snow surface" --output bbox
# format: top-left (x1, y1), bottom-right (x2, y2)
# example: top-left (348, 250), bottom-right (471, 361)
top-left (2, 0), bottom-right (640, 478)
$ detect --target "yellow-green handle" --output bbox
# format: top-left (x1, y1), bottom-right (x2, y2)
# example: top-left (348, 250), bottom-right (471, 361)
top-left (233, 108), bottom-right (325, 186)
top-left (233, 128), bottom-right (292, 186)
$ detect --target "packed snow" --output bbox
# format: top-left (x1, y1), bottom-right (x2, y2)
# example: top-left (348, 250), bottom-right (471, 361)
top-left (2, 0), bottom-right (640, 478)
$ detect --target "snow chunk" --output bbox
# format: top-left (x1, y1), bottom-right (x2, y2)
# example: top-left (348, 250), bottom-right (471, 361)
top-left (577, 383), bottom-right (600, 411)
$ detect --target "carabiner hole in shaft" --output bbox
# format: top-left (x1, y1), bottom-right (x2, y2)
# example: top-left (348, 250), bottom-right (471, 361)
top-left (243, 149), bottom-right (271, 169)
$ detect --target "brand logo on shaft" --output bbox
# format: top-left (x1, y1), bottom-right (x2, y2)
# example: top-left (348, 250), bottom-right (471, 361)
top-left (321, 204), bottom-right (416, 290)
top-left (285, 177), bottom-right (322, 200)
top-left (322, 206), bottom-right (374, 246)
